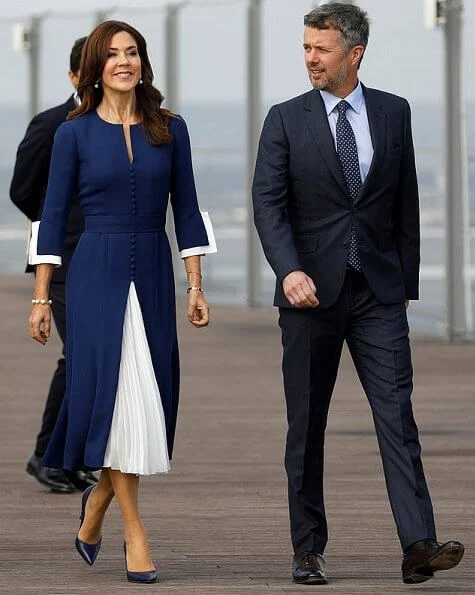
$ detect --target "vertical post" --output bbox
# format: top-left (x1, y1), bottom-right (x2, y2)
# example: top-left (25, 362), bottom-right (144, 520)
top-left (165, 4), bottom-right (182, 275)
top-left (95, 10), bottom-right (110, 25)
top-left (28, 16), bottom-right (42, 119)
top-left (246, 0), bottom-right (262, 307)
top-left (165, 4), bottom-right (180, 113)
top-left (444, 0), bottom-right (472, 341)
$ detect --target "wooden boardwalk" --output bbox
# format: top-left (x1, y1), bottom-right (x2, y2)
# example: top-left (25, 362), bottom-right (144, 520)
top-left (0, 274), bottom-right (473, 594)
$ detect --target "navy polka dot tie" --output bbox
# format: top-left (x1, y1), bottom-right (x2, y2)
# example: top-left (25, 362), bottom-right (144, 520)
top-left (336, 100), bottom-right (362, 271)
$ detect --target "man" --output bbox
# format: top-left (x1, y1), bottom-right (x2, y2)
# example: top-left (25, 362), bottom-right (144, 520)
top-left (252, 3), bottom-right (464, 586)
top-left (10, 36), bottom-right (96, 493)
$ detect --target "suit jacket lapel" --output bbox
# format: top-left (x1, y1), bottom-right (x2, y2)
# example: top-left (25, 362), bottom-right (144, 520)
top-left (303, 91), bottom-right (351, 203)
top-left (357, 85), bottom-right (386, 202)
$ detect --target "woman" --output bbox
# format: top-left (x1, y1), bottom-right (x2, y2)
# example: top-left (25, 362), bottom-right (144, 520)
top-left (29, 21), bottom-right (216, 583)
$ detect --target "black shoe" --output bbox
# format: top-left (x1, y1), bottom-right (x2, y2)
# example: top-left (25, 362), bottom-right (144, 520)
top-left (402, 538), bottom-right (465, 584)
top-left (65, 469), bottom-right (99, 492)
top-left (292, 551), bottom-right (328, 585)
top-left (26, 453), bottom-right (76, 493)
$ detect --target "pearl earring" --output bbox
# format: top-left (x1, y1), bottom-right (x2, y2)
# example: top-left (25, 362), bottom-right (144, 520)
top-left (94, 81), bottom-right (100, 89)
top-left (139, 79), bottom-right (143, 85)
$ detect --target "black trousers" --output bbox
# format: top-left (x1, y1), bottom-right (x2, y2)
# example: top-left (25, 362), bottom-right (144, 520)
top-left (279, 271), bottom-right (436, 554)
top-left (34, 282), bottom-right (67, 458)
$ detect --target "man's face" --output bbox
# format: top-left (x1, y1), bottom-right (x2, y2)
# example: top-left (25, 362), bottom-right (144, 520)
top-left (68, 70), bottom-right (80, 88)
top-left (303, 26), bottom-right (355, 93)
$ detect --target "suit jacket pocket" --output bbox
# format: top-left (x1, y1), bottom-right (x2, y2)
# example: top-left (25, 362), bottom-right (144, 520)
top-left (294, 233), bottom-right (319, 253)
top-left (378, 231), bottom-right (394, 252)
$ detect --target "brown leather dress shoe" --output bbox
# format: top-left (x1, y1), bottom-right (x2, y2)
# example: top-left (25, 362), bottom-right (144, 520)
top-left (402, 538), bottom-right (465, 584)
top-left (292, 551), bottom-right (328, 584)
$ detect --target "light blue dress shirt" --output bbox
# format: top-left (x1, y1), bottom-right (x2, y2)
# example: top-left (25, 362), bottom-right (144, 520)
top-left (319, 82), bottom-right (374, 183)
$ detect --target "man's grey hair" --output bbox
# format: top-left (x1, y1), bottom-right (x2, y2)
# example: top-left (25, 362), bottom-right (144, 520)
top-left (304, 3), bottom-right (370, 52)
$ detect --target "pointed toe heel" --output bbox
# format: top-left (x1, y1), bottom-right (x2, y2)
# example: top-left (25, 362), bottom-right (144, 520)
top-left (75, 535), bottom-right (102, 566)
top-left (75, 485), bottom-right (102, 565)
top-left (124, 542), bottom-right (158, 583)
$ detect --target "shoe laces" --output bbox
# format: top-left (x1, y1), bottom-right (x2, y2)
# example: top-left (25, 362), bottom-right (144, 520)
top-left (301, 552), bottom-right (325, 568)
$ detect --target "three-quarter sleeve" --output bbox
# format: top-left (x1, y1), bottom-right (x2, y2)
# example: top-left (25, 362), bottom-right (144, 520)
top-left (31, 122), bottom-right (79, 267)
top-left (28, 221), bottom-right (61, 266)
top-left (169, 117), bottom-right (217, 257)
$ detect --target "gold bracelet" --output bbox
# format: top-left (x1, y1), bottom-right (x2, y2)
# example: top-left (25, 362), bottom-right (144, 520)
top-left (186, 286), bottom-right (203, 294)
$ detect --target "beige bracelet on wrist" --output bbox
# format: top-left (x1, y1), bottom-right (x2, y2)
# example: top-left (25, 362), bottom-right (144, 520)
top-left (186, 286), bottom-right (203, 294)
top-left (32, 298), bottom-right (52, 305)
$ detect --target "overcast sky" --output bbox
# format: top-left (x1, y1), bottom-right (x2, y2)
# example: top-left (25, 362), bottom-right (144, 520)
top-left (0, 0), bottom-right (474, 108)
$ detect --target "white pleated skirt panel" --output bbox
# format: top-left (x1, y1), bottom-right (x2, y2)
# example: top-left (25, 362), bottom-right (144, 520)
top-left (103, 281), bottom-right (171, 475)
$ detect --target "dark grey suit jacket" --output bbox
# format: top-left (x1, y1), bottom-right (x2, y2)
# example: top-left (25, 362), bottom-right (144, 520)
top-left (252, 85), bottom-right (420, 308)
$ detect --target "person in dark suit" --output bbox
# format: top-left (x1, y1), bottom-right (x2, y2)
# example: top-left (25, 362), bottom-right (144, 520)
top-left (252, 3), bottom-right (464, 586)
top-left (10, 36), bottom-right (97, 493)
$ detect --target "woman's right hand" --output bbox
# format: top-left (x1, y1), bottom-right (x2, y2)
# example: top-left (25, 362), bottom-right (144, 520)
top-left (29, 305), bottom-right (52, 345)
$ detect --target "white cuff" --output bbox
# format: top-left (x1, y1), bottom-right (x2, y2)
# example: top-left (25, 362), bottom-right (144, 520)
top-left (28, 221), bottom-right (62, 267)
top-left (180, 211), bottom-right (218, 259)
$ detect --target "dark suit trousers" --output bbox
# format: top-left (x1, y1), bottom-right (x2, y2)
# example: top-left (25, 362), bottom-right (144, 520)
top-left (279, 271), bottom-right (436, 554)
top-left (34, 282), bottom-right (66, 458)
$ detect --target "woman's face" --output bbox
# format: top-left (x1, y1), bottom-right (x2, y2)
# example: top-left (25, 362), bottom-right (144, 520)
top-left (101, 31), bottom-right (142, 94)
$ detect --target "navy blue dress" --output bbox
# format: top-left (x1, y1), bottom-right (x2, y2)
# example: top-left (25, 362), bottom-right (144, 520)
top-left (38, 111), bottom-right (209, 471)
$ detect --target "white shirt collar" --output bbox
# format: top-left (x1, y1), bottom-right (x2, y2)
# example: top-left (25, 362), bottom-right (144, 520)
top-left (319, 81), bottom-right (364, 116)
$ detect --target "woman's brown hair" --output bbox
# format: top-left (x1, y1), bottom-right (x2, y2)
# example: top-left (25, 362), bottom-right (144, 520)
top-left (68, 20), bottom-right (172, 145)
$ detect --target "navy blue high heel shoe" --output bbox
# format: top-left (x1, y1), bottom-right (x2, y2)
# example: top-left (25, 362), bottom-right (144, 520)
top-left (75, 485), bottom-right (102, 566)
top-left (124, 542), bottom-right (158, 583)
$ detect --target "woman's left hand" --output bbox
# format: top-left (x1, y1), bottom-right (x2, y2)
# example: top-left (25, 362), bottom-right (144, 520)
top-left (187, 289), bottom-right (209, 327)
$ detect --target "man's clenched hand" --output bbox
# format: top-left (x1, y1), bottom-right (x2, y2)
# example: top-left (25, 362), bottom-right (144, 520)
top-left (283, 271), bottom-right (319, 308)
